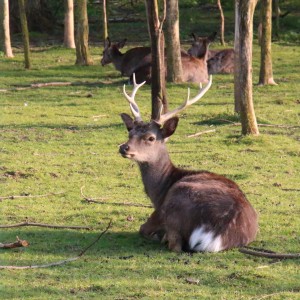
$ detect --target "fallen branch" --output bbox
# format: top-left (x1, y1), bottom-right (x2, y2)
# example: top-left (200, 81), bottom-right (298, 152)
top-left (239, 246), bottom-right (300, 259)
top-left (187, 129), bottom-right (216, 138)
top-left (81, 186), bottom-right (152, 208)
top-left (0, 220), bottom-right (111, 269)
top-left (0, 191), bottom-right (65, 201)
top-left (0, 81), bottom-right (108, 92)
top-left (0, 237), bottom-right (29, 249)
top-left (215, 119), bottom-right (300, 129)
top-left (0, 222), bottom-right (90, 230)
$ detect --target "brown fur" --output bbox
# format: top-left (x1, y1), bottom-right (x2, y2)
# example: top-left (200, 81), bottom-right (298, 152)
top-left (119, 115), bottom-right (258, 252)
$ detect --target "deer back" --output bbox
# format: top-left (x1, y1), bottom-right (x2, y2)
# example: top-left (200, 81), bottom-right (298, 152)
top-left (207, 49), bottom-right (235, 74)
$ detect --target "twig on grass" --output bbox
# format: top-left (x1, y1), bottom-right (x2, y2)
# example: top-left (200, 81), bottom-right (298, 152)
top-left (187, 129), bottom-right (216, 138)
top-left (0, 220), bottom-right (112, 269)
top-left (0, 81), bottom-right (109, 92)
top-left (0, 191), bottom-right (65, 201)
top-left (216, 119), bottom-right (300, 129)
top-left (0, 222), bottom-right (91, 230)
top-left (239, 246), bottom-right (300, 259)
top-left (0, 237), bottom-right (29, 249)
top-left (81, 186), bottom-right (152, 208)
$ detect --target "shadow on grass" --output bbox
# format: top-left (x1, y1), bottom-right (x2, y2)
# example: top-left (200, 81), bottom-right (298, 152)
top-left (0, 228), bottom-right (162, 259)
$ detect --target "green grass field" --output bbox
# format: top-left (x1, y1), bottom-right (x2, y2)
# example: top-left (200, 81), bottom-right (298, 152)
top-left (1, 3), bottom-right (300, 299)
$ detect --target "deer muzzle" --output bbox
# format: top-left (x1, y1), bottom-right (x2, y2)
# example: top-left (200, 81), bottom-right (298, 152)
top-left (119, 143), bottom-right (131, 158)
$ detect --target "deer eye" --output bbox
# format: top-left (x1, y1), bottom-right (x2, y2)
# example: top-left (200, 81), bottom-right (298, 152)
top-left (147, 136), bottom-right (155, 142)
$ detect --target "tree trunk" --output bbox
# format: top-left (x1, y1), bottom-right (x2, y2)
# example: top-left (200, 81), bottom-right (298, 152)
top-left (145, 0), bottom-right (167, 119)
top-left (273, 0), bottom-right (280, 39)
top-left (64, 0), bottom-right (75, 48)
top-left (217, 0), bottom-right (225, 46)
top-left (0, 0), bottom-right (14, 57)
top-left (18, 0), bottom-right (31, 69)
top-left (102, 0), bottom-right (108, 44)
top-left (75, 0), bottom-right (93, 66)
top-left (166, 0), bottom-right (183, 83)
top-left (234, 0), bottom-right (241, 112)
top-left (234, 0), bottom-right (259, 135)
top-left (259, 0), bottom-right (276, 85)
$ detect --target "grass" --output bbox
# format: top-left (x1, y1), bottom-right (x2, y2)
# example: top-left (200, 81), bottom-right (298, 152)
top-left (1, 5), bottom-right (300, 299)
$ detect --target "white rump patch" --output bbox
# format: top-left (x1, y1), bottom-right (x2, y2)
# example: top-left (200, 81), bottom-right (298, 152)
top-left (189, 226), bottom-right (223, 252)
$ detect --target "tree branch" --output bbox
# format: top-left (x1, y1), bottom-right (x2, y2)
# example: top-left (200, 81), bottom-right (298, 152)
top-left (0, 221), bottom-right (112, 269)
top-left (81, 186), bottom-right (152, 208)
top-left (187, 129), bottom-right (216, 138)
top-left (239, 246), bottom-right (300, 259)
top-left (0, 237), bottom-right (29, 249)
top-left (0, 81), bottom-right (109, 92)
top-left (0, 191), bottom-right (65, 201)
top-left (0, 222), bottom-right (91, 230)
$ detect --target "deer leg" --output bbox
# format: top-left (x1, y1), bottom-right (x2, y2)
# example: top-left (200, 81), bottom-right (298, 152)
top-left (139, 210), bottom-right (164, 241)
top-left (166, 229), bottom-right (182, 253)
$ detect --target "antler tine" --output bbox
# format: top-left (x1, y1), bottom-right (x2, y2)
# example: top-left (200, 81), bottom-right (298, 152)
top-left (123, 73), bottom-right (146, 121)
top-left (155, 75), bottom-right (212, 125)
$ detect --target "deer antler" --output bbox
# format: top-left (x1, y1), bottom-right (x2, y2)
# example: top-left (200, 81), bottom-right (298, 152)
top-left (123, 73), bottom-right (146, 122)
top-left (155, 75), bottom-right (212, 125)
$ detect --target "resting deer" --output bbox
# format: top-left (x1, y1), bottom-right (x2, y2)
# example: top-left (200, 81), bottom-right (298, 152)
top-left (132, 41), bottom-right (211, 84)
top-left (188, 32), bottom-right (235, 75)
top-left (119, 75), bottom-right (258, 252)
top-left (101, 37), bottom-right (151, 77)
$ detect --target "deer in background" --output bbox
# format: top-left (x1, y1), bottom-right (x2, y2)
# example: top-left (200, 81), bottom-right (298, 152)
top-left (188, 32), bottom-right (235, 75)
top-left (119, 75), bottom-right (258, 252)
top-left (101, 37), bottom-right (211, 84)
top-left (132, 39), bottom-right (212, 84)
top-left (101, 37), bottom-right (151, 77)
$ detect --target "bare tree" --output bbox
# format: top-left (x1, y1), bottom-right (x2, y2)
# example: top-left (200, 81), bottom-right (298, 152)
top-left (18, 0), bottom-right (31, 69)
top-left (0, 0), bottom-right (14, 57)
top-left (75, 0), bottom-right (93, 65)
top-left (259, 0), bottom-right (276, 85)
top-left (102, 0), bottom-right (108, 43)
top-left (165, 0), bottom-right (183, 83)
top-left (145, 0), bottom-right (167, 119)
top-left (234, 0), bottom-right (259, 135)
top-left (217, 0), bottom-right (225, 46)
top-left (64, 0), bottom-right (75, 48)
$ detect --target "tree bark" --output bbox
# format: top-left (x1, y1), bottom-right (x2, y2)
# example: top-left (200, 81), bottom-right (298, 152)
top-left (75, 0), bottom-right (93, 65)
top-left (18, 0), bottom-right (31, 69)
top-left (64, 0), bottom-right (75, 48)
top-left (259, 0), bottom-right (276, 85)
top-left (0, 0), bottom-right (14, 57)
top-left (217, 0), bottom-right (225, 46)
top-left (234, 0), bottom-right (259, 135)
top-left (273, 0), bottom-right (280, 39)
top-left (145, 0), bottom-right (167, 119)
top-left (166, 0), bottom-right (183, 83)
top-left (234, 0), bottom-right (241, 112)
top-left (103, 0), bottom-right (108, 44)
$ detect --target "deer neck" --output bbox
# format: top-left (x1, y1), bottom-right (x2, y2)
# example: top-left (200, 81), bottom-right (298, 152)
top-left (138, 151), bottom-right (177, 209)
top-left (111, 48), bottom-right (124, 72)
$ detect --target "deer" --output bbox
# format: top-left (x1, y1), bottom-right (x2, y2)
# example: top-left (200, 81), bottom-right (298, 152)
top-left (119, 74), bottom-right (258, 253)
top-left (188, 32), bottom-right (235, 75)
top-left (132, 39), bottom-right (212, 84)
top-left (133, 52), bottom-right (209, 84)
top-left (101, 37), bottom-right (152, 77)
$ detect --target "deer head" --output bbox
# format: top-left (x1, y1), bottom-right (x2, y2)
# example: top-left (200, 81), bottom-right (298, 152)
top-left (119, 74), bottom-right (212, 163)
top-left (188, 32), bottom-right (217, 58)
top-left (101, 37), bottom-right (127, 66)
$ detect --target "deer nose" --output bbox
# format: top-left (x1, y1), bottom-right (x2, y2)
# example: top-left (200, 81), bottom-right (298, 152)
top-left (119, 143), bottom-right (129, 155)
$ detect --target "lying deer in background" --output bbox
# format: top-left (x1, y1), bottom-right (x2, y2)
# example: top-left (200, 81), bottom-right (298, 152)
top-left (188, 32), bottom-right (235, 75)
top-left (101, 37), bottom-right (210, 84)
top-left (101, 37), bottom-right (151, 77)
top-left (132, 39), bottom-right (212, 84)
top-left (119, 75), bottom-right (258, 252)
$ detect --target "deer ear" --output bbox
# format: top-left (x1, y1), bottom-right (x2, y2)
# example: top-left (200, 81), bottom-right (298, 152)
top-left (120, 113), bottom-right (134, 131)
top-left (208, 32), bottom-right (217, 42)
top-left (161, 117), bottom-right (179, 139)
top-left (191, 33), bottom-right (197, 41)
top-left (104, 37), bottom-right (111, 48)
top-left (118, 39), bottom-right (127, 49)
